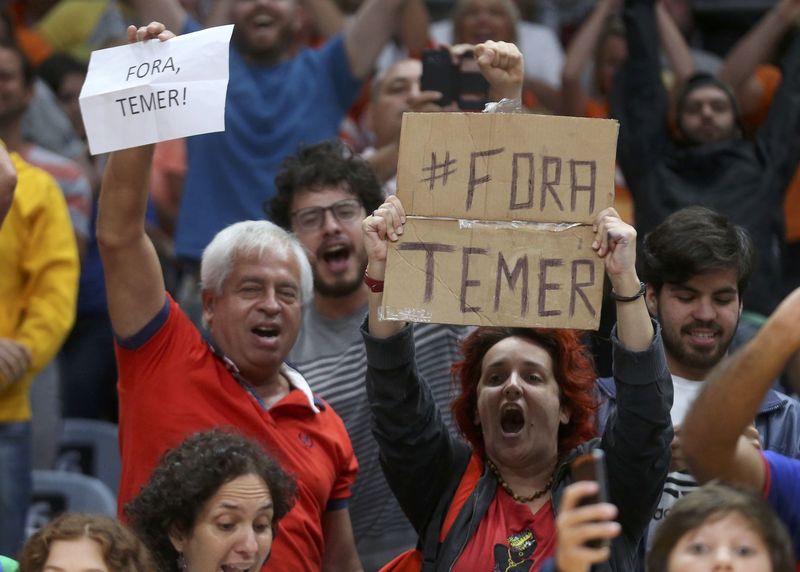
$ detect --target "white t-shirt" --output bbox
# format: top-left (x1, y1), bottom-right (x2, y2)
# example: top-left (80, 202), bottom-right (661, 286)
top-left (670, 374), bottom-right (705, 426)
top-left (647, 374), bottom-right (706, 548)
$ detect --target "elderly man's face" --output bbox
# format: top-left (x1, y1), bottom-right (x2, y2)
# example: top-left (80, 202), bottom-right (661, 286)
top-left (202, 248), bottom-right (302, 384)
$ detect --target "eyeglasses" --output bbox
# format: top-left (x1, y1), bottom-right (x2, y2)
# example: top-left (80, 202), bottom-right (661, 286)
top-left (290, 198), bottom-right (363, 232)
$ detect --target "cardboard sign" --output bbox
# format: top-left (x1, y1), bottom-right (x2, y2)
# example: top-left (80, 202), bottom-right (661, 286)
top-left (384, 112), bottom-right (618, 329)
top-left (79, 25), bottom-right (234, 155)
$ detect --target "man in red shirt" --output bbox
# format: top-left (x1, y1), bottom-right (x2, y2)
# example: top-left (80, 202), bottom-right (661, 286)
top-left (97, 22), bottom-right (361, 572)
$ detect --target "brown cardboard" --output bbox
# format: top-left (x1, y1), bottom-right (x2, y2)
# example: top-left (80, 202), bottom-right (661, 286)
top-left (382, 218), bottom-right (605, 330)
top-left (385, 112), bottom-right (618, 329)
top-left (396, 112), bottom-right (617, 223)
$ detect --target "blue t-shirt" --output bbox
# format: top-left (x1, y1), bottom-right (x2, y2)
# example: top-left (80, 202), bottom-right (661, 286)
top-left (175, 20), bottom-right (362, 260)
top-left (765, 450), bottom-right (800, 559)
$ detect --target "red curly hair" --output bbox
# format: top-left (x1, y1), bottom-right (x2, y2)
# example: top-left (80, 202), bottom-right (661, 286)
top-left (451, 327), bottom-right (598, 460)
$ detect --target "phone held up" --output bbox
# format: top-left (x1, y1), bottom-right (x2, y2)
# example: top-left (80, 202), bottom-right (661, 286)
top-left (420, 47), bottom-right (489, 111)
top-left (569, 448), bottom-right (611, 549)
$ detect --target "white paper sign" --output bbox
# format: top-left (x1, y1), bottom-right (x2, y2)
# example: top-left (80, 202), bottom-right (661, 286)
top-left (79, 25), bottom-right (234, 155)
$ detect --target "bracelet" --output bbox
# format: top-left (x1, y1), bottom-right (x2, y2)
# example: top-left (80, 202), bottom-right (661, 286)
top-left (363, 270), bottom-right (385, 293)
top-left (611, 281), bottom-right (646, 302)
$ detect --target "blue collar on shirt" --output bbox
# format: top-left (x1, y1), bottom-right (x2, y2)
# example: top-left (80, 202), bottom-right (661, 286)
top-left (206, 340), bottom-right (325, 411)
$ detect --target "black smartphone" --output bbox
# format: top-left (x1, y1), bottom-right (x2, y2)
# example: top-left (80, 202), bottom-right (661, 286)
top-left (569, 449), bottom-right (611, 549)
top-left (456, 51), bottom-right (489, 111)
top-left (421, 48), bottom-right (456, 107)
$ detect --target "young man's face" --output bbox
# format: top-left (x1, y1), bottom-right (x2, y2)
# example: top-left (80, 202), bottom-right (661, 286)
top-left (646, 268), bottom-right (742, 380)
top-left (679, 85), bottom-right (738, 145)
top-left (289, 186), bottom-right (367, 299)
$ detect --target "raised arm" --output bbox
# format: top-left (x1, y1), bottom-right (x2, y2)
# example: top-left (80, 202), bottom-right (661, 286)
top-left (364, 195), bottom-right (407, 339)
top-left (560, 0), bottom-right (620, 117)
top-left (756, 8), bottom-right (800, 187)
top-left (655, 0), bottom-right (694, 88)
top-left (717, 0), bottom-right (800, 111)
top-left (398, 0), bottom-right (430, 56)
top-left (592, 208), bottom-right (653, 350)
top-left (129, 0), bottom-right (187, 34)
top-left (96, 24), bottom-right (173, 339)
top-left (592, 208), bottom-right (672, 541)
top-left (611, 0), bottom-right (669, 189)
top-left (683, 288), bottom-right (800, 490)
top-left (344, 0), bottom-right (408, 79)
top-left (301, 0), bottom-right (346, 40)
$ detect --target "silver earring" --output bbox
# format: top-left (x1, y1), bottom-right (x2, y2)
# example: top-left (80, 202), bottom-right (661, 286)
top-left (177, 553), bottom-right (187, 571)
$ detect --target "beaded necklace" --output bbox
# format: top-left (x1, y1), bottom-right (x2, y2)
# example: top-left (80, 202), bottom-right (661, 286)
top-left (486, 458), bottom-right (554, 503)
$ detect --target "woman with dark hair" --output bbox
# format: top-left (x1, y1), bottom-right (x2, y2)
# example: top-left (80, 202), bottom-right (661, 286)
top-left (361, 191), bottom-right (672, 570)
top-left (648, 482), bottom-right (795, 572)
top-left (125, 429), bottom-right (296, 572)
top-left (18, 513), bottom-right (155, 572)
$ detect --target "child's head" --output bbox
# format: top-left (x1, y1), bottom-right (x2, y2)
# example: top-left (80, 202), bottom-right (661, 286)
top-left (647, 482), bottom-right (794, 572)
top-left (18, 514), bottom-right (154, 572)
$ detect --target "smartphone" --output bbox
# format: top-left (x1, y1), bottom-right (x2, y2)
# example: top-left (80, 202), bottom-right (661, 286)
top-left (569, 449), bottom-right (611, 549)
top-left (421, 48), bottom-right (456, 107)
top-left (456, 51), bottom-right (489, 111)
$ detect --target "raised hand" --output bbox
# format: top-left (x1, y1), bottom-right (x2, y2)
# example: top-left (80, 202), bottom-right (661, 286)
top-left (362, 195), bottom-right (406, 280)
top-left (473, 40), bottom-right (524, 101)
top-left (126, 21), bottom-right (176, 44)
top-left (555, 481), bottom-right (620, 572)
top-left (591, 207), bottom-right (637, 283)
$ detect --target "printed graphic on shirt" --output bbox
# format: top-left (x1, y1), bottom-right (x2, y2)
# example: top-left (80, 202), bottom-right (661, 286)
top-left (648, 469), bottom-right (697, 549)
top-left (492, 528), bottom-right (537, 572)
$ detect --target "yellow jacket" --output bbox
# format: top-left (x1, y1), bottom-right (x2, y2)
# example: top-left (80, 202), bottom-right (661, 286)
top-left (0, 152), bottom-right (79, 422)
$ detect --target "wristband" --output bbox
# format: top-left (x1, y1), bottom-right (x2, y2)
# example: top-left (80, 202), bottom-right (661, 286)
top-left (611, 281), bottom-right (646, 302)
top-left (363, 270), bottom-right (385, 293)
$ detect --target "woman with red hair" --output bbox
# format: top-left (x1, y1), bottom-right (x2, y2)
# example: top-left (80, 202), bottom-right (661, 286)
top-left (360, 195), bottom-right (672, 571)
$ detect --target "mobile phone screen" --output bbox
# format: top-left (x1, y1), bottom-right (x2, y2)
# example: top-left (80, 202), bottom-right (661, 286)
top-left (457, 52), bottom-right (489, 111)
top-left (421, 48), bottom-right (455, 107)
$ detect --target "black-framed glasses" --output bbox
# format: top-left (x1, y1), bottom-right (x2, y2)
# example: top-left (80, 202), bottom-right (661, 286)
top-left (290, 198), bottom-right (363, 232)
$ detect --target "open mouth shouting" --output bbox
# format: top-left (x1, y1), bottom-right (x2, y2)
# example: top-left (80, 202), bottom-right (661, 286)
top-left (500, 403), bottom-right (526, 436)
top-left (251, 323), bottom-right (281, 347)
top-left (318, 243), bottom-right (353, 275)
